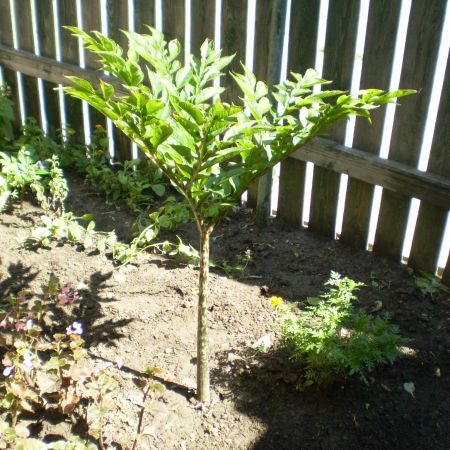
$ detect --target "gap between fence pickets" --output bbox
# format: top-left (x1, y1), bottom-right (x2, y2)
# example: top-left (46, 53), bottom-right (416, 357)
top-left (1, 44), bottom-right (450, 212)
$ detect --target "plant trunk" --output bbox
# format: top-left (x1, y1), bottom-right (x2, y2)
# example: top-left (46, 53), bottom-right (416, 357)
top-left (197, 227), bottom-right (211, 402)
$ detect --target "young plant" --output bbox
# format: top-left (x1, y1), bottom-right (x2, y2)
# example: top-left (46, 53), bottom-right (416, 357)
top-left (0, 85), bottom-right (14, 144)
top-left (64, 26), bottom-right (414, 402)
top-left (0, 146), bottom-right (68, 213)
top-left (272, 272), bottom-right (405, 387)
top-left (0, 274), bottom-right (123, 445)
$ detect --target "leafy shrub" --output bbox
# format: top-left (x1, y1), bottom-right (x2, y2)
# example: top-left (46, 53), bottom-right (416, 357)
top-left (0, 86), bottom-right (14, 144)
top-left (0, 274), bottom-right (121, 443)
top-left (273, 272), bottom-right (405, 387)
top-left (0, 270), bottom-right (164, 447)
top-left (71, 125), bottom-right (167, 213)
top-left (0, 146), bottom-right (68, 213)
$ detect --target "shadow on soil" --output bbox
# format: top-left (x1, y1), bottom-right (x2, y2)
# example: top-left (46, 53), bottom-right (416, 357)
top-left (211, 343), bottom-right (450, 450)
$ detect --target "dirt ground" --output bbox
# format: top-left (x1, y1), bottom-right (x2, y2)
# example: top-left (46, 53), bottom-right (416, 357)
top-left (1, 174), bottom-right (449, 450)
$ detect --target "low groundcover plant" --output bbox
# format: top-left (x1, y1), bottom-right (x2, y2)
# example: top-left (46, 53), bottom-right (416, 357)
top-left (272, 272), bottom-right (406, 387)
top-left (64, 26), bottom-right (414, 401)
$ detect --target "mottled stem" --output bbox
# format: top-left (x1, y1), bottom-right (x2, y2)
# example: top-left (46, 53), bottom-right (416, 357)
top-left (197, 227), bottom-right (211, 403)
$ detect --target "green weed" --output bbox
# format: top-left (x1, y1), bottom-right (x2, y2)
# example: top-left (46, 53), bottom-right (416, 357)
top-left (273, 272), bottom-right (405, 387)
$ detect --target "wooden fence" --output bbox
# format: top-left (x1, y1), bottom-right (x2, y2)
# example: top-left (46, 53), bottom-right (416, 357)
top-left (1, 0), bottom-right (449, 284)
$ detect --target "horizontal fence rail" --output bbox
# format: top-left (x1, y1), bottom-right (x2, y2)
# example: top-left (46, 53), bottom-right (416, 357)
top-left (0, 0), bottom-right (449, 284)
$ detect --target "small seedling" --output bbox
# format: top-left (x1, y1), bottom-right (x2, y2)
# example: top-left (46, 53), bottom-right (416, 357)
top-left (415, 272), bottom-right (449, 298)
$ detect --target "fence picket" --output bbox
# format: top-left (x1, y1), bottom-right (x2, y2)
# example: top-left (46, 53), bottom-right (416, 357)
top-left (107, 0), bottom-right (133, 161)
top-left (59, 1), bottom-right (85, 143)
top-left (373, 0), bottom-right (446, 261)
top-left (308, 0), bottom-right (360, 237)
top-left (408, 57), bottom-right (450, 275)
top-left (221, 0), bottom-right (247, 105)
top-left (162, 0), bottom-right (185, 47)
top-left (340, 0), bottom-right (401, 248)
top-left (16, 0), bottom-right (40, 122)
top-left (243, 0), bottom-right (273, 209)
top-left (443, 255), bottom-right (450, 285)
top-left (276, 0), bottom-right (320, 226)
top-left (36, 0), bottom-right (60, 139)
top-left (81, 0), bottom-right (107, 139)
top-left (0, 0), bottom-right (21, 132)
top-left (191, 0), bottom-right (215, 56)
top-left (133, 0), bottom-right (155, 32)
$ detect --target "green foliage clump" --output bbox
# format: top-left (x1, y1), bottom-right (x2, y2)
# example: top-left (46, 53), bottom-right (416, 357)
top-left (0, 145), bottom-right (68, 213)
top-left (414, 271), bottom-right (449, 298)
top-left (0, 275), bottom-right (117, 441)
top-left (273, 272), bottom-right (405, 387)
top-left (69, 125), bottom-right (166, 213)
top-left (0, 86), bottom-right (14, 144)
top-left (0, 272), bottom-right (164, 446)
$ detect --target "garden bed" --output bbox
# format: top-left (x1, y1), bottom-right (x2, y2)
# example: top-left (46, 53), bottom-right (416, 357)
top-left (1, 174), bottom-right (449, 449)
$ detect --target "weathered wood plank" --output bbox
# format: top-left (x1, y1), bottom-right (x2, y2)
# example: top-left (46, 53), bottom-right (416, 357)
top-left (107, 0), bottom-right (133, 161)
top-left (16, 0), bottom-right (40, 121)
top-left (277, 0), bottom-right (320, 226)
top-left (309, 0), bottom-right (360, 238)
top-left (442, 254), bottom-right (450, 286)
top-left (162, 0), bottom-right (185, 47)
top-left (37, 0), bottom-right (60, 139)
top-left (291, 139), bottom-right (450, 211)
top-left (0, 45), bottom-right (127, 94)
top-left (0, 0), bottom-right (21, 132)
top-left (221, 0), bottom-right (247, 104)
top-left (408, 55), bottom-right (450, 274)
top-left (82, 0), bottom-right (107, 137)
top-left (340, 0), bottom-right (401, 248)
top-left (191, 0), bottom-right (215, 56)
top-left (59, 0), bottom-right (85, 143)
top-left (373, 0), bottom-right (446, 261)
top-left (134, 0), bottom-right (155, 33)
top-left (245, 0), bottom-right (261, 208)
top-left (254, 0), bottom-right (287, 225)
top-left (277, 159), bottom-right (306, 226)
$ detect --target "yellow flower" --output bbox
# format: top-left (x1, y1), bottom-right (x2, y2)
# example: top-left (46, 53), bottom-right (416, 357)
top-left (269, 296), bottom-right (284, 308)
top-left (95, 124), bottom-right (103, 129)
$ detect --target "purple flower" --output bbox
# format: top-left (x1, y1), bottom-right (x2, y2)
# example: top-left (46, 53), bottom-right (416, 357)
top-left (0, 320), bottom-right (7, 329)
top-left (36, 160), bottom-right (46, 170)
top-left (66, 321), bottom-right (83, 336)
top-left (3, 366), bottom-right (13, 377)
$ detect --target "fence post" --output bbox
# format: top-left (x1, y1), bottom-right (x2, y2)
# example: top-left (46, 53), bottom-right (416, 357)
top-left (255, 0), bottom-right (287, 226)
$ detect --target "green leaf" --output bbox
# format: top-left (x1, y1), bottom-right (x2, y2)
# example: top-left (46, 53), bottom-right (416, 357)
top-left (195, 87), bottom-right (224, 104)
top-left (403, 382), bottom-right (415, 397)
top-left (178, 101), bottom-right (205, 125)
top-left (149, 123), bottom-right (173, 148)
top-left (99, 79), bottom-right (114, 100)
top-left (151, 183), bottom-right (165, 196)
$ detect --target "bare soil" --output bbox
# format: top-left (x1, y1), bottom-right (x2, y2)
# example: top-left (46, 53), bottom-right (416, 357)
top-left (1, 174), bottom-right (449, 450)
